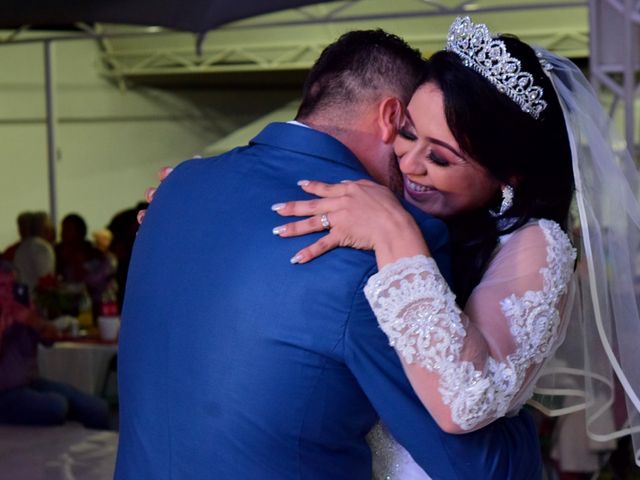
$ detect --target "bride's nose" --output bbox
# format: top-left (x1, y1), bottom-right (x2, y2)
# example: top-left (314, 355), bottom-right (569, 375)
top-left (399, 149), bottom-right (427, 177)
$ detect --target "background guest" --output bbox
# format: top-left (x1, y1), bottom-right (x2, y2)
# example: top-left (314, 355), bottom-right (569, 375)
top-left (107, 202), bottom-right (146, 310)
top-left (1, 212), bottom-right (33, 263)
top-left (0, 261), bottom-right (110, 429)
top-left (14, 212), bottom-right (55, 292)
top-left (92, 228), bottom-right (118, 273)
top-left (55, 214), bottom-right (112, 318)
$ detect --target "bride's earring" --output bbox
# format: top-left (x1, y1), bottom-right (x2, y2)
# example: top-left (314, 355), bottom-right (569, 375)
top-left (489, 185), bottom-right (514, 217)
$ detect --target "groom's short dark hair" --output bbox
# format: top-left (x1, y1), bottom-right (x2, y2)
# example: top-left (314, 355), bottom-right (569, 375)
top-left (296, 29), bottom-right (425, 121)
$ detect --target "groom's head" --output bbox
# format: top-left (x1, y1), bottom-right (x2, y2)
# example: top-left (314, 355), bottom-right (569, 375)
top-left (296, 30), bottom-right (425, 189)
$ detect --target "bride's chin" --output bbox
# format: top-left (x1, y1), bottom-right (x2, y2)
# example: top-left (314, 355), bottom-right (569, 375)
top-left (405, 192), bottom-right (431, 211)
top-left (404, 193), bottom-right (448, 218)
top-left (404, 190), bottom-right (417, 206)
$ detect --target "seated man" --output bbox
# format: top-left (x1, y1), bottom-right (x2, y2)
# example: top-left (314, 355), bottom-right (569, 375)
top-left (13, 211), bottom-right (55, 292)
top-left (0, 261), bottom-right (110, 429)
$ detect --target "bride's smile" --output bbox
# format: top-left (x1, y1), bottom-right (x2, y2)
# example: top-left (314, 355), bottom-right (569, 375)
top-left (403, 176), bottom-right (439, 205)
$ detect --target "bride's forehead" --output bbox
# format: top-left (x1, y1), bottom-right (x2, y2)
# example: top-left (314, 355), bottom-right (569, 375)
top-left (408, 85), bottom-right (445, 117)
top-left (407, 85), bottom-right (454, 136)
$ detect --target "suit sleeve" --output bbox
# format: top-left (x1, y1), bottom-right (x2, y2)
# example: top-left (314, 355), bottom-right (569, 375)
top-left (343, 217), bottom-right (459, 478)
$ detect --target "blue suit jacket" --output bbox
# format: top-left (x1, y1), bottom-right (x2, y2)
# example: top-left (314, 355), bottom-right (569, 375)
top-left (116, 123), bottom-right (541, 479)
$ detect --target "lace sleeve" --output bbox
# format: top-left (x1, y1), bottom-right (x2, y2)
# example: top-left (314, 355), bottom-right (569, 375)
top-left (364, 219), bottom-right (576, 431)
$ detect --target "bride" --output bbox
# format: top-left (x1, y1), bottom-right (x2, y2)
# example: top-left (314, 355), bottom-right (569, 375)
top-left (273, 16), bottom-right (640, 478)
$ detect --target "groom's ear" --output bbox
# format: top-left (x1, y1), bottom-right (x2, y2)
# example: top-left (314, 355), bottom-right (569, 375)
top-left (377, 97), bottom-right (404, 144)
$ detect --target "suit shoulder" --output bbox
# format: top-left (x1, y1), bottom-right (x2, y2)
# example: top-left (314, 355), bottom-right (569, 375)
top-left (164, 147), bottom-right (249, 182)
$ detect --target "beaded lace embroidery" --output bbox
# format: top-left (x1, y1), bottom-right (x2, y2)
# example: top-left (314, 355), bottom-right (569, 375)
top-left (364, 219), bottom-right (576, 430)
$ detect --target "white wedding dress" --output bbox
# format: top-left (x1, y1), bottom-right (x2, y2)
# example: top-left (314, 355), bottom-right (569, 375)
top-left (362, 219), bottom-right (576, 479)
top-left (368, 422), bottom-right (432, 479)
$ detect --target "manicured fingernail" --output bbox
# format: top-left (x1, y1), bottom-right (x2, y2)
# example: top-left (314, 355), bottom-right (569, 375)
top-left (191, 155), bottom-right (202, 159)
top-left (271, 203), bottom-right (285, 211)
top-left (158, 166), bottom-right (173, 180)
top-left (297, 180), bottom-right (310, 186)
top-left (137, 210), bottom-right (146, 224)
top-left (272, 225), bottom-right (287, 235)
top-left (290, 254), bottom-right (303, 264)
top-left (144, 187), bottom-right (156, 202)
top-left (340, 180), bottom-right (352, 183)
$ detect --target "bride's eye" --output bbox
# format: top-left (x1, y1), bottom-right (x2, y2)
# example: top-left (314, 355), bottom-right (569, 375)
top-left (398, 127), bottom-right (417, 141)
top-left (428, 150), bottom-right (450, 167)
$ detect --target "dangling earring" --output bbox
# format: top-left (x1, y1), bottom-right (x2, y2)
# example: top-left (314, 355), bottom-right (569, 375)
top-left (489, 185), bottom-right (514, 217)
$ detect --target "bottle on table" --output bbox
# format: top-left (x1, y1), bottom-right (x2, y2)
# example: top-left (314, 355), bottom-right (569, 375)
top-left (77, 289), bottom-right (93, 330)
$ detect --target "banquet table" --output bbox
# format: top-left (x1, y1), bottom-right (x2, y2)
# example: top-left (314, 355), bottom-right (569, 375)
top-left (38, 340), bottom-right (118, 396)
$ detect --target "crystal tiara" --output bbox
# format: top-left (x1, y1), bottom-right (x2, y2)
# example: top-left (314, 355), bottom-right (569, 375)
top-left (445, 16), bottom-right (547, 119)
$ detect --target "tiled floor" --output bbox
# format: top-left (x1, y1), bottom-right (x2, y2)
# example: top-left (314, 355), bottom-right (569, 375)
top-left (0, 423), bottom-right (118, 480)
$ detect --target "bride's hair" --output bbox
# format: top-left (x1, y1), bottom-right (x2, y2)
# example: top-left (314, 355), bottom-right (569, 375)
top-left (423, 36), bottom-right (574, 304)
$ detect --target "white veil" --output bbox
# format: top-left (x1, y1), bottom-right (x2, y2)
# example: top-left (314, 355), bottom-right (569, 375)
top-left (529, 49), bottom-right (640, 466)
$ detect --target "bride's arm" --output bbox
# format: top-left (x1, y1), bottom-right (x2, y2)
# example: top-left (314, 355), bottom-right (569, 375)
top-left (364, 220), bottom-right (575, 433)
top-left (273, 181), bottom-right (575, 432)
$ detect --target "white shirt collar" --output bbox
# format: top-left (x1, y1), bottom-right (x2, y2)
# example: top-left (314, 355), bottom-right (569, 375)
top-left (287, 120), bottom-right (310, 129)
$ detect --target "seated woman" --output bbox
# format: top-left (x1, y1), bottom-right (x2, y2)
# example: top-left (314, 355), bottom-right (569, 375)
top-left (56, 213), bottom-right (115, 318)
top-left (0, 261), bottom-right (110, 429)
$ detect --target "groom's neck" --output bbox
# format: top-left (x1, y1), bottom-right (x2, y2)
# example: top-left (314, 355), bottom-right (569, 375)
top-left (299, 112), bottom-right (391, 187)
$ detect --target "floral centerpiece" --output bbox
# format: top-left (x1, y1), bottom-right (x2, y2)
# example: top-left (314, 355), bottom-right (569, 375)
top-left (33, 274), bottom-right (85, 320)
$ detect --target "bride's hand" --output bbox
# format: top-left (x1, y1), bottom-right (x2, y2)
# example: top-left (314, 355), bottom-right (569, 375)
top-left (137, 166), bottom-right (174, 224)
top-left (272, 179), bottom-right (428, 265)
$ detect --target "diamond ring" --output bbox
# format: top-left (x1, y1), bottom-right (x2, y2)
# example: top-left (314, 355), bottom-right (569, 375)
top-left (320, 213), bottom-right (331, 230)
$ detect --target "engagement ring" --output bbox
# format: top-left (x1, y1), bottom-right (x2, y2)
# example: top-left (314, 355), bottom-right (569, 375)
top-left (320, 213), bottom-right (331, 230)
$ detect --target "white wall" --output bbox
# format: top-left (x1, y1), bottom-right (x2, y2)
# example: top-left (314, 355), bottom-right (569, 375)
top-left (0, 36), bottom-right (299, 248)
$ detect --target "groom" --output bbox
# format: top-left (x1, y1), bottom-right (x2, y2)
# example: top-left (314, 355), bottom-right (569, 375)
top-left (116, 30), bottom-right (540, 479)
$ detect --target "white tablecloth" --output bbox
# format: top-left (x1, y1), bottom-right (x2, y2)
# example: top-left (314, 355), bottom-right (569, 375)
top-left (38, 342), bottom-right (117, 396)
